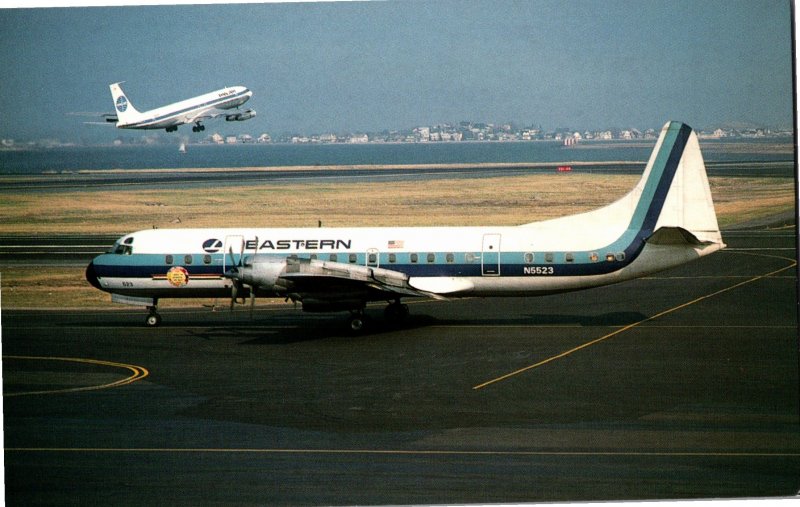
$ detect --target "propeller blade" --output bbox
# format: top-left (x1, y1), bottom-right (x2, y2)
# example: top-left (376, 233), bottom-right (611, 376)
top-left (229, 281), bottom-right (239, 312)
top-left (249, 288), bottom-right (256, 320)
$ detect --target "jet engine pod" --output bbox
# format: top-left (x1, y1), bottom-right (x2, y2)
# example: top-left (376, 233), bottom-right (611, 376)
top-left (225, 109), bottom-right (256, 121)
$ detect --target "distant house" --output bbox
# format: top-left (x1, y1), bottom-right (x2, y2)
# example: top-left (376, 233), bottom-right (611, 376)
top-left (348, 134), bottom-right (369, 143)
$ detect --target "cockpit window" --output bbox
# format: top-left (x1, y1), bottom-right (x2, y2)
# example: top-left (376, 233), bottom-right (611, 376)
top-left (114, 244), bottom-right (133, 255)
top-left (111, 235), bottom-right (134, 255)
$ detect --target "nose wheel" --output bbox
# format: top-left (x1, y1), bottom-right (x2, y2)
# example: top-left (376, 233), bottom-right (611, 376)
top-left (145, 305), bottom-right (162, 327)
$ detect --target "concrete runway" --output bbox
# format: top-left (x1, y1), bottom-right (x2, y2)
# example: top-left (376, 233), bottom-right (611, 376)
top-left (3, 222), bottom-right (799, 505)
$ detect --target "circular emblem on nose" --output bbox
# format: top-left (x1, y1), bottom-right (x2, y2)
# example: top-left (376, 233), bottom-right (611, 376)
top-left (166, 266), bottom-right (189, 287)
top-left (116, 96), bottom-right (128, 112)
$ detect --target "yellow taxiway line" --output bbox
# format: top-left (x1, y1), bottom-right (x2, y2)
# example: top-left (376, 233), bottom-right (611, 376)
top-left (3, 356), bottom-right (149, 397)
top-left (472, 253), bottom-right (797, 390)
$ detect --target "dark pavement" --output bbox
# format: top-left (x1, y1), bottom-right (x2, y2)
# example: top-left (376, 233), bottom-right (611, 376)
top-left (3, 222), bottom-right (798, 505)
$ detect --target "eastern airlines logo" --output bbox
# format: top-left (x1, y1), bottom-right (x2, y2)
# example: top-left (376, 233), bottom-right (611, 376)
top-left (115, 96), bottom-right (128, 112)
top-left (203, 238), bottom-right (223, 253)
top-left (202, 237), bottom-right (351, 252)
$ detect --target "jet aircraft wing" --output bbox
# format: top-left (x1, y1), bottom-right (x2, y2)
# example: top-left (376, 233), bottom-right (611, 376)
top-left (184, 108), bottom-right (228, 124)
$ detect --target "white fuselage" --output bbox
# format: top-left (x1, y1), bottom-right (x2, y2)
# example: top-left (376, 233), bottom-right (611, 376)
top-left (116, 86), bottom-right (252, 130)
top-left (85, 122), bottom-right (726, 324)
top-left (87, 221), bottom-right (722, 300)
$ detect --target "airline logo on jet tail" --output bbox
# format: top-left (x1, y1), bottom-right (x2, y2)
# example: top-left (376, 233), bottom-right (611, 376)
top-left (115, 96), bottom-right (128, 112)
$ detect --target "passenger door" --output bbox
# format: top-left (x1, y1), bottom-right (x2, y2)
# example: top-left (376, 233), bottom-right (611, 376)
top-left (482, 233), bottom-right (501, 276)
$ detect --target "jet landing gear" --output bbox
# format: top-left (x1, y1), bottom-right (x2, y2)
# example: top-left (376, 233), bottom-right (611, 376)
top-left (191, 122), bottom-right (205, 133)
top-left (145, 303), bottom-right (162, 327)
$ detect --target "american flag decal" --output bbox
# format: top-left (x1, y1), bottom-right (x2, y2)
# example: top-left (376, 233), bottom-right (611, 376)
top-left (388, 240), bottom-right (404, 249)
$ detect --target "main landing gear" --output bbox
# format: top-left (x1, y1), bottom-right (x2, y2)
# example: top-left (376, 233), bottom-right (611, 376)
top-left (384, 300), bottom-right (410, 323)
top-left (145, 303), bottom-right (162, 327)
top-left (191, 123), bottom-right (206, 133)
top-left (347, 300), bottom-right (409, 333)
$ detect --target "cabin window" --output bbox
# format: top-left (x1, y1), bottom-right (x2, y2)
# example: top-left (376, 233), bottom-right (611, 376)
top-left (348, 253), bottom-right (357, 263)
top-left (388, 253), bottom-right (396, 263)
top-left (605, 253), bottom-right (616, 262)
top-left (524, 252), bottom-right (534, 263)
top-left (446, 253), bottom-right (455, 263)
top-left (410, 253), bottom-right (418, 263)
top-left (427, 253), bottom-right (435, 263)
top-left (545, 252), bottom-right (554, 263)
top-left (329, 253), bottom-right (338, 262)
top-left (616, 252), bottom-right (626, 261)
top-left (310, 254), bottom-right (317, 260)
top-left (465, 252), bottom-right (477, 263)
top-left (368, 253), bottom-right (377, 264)
top-left (184, 255), bottom-right (193, 265)
top-left (203, 254), bottom-right (212, 265)
top-left (165, 255), bottom-right (173, 265)
top-left (565, 253), bottom-right (574, 263)
top-left (589, 252), bottom-right (599, 262)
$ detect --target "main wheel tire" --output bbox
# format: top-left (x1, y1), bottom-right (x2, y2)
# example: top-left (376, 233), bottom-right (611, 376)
top-left (349, 316), bottom-right (365, 332)
top-left (384, 303), bottom-right (409, 323)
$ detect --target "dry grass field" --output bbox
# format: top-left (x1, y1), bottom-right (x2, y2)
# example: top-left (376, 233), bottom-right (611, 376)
top-left (0, 174), bottom-right (794, 233)
top-left (1, 172), bottom-right (795, 308)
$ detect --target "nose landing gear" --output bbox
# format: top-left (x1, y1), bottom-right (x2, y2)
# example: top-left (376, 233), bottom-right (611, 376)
top-left (145, 304), bottom-right (162, 327)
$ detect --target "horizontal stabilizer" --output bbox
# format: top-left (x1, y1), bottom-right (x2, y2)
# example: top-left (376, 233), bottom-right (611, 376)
top-left (646, 227), bottom-right (709, 246)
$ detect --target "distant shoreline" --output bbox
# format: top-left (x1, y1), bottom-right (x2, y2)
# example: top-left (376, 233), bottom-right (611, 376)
top-left (69, 160), bottom-right (645, 175)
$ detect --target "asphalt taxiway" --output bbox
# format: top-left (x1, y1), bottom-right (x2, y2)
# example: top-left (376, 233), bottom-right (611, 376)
top-left (3, 222), bottom-right (799, 505)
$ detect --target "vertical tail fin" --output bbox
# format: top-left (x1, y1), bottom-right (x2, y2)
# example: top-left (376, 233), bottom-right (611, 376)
top-left (523, 121), bottom-right (724, 256)
top-left (636, 121), bottom-right (724, 247)
top-left (109, 82), bottom-right (141, 126)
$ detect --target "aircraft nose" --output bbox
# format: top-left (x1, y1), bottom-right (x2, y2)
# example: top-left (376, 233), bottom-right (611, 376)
top-left (85, 261), bottom-right (102, 289)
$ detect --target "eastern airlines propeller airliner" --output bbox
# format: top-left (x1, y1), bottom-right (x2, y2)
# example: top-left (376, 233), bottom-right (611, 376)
top-left (106, 82), bottom-right (255, 132)
top-left (86, 122), bottom-right (725, 331)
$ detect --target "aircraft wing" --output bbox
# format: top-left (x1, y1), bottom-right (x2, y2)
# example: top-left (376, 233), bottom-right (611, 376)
top-left (68, 112), bottom-right (118, 125)
top-left (185, 107), bottom-right (256, 125)
top-left (276, 258), bottom-right (447, 301)
top-left (184, 108), bottom-right (228, 123)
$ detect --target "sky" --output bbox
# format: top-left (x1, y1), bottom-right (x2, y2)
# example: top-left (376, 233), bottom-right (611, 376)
top-left (0, 0), bottom-right (795, 143)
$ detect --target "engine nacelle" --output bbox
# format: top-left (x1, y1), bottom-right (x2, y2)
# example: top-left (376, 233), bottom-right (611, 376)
top-left (225, 109), bottom-right (256, 121)
top-left (238, 257), bottom-right (285, 290)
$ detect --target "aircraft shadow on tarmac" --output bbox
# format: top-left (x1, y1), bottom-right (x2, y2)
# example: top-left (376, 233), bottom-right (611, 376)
top-left (178, 310), bottom-right (647, 345)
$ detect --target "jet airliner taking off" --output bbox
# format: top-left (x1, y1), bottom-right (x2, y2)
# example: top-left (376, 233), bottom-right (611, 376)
top-left (86, 122), bottom-right (725, 331)
top-left (106, 82), bottom-right (255, 132)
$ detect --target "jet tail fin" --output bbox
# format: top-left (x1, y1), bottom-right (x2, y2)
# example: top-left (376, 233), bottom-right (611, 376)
top-left (109, 82), bottom-right (142, 126)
